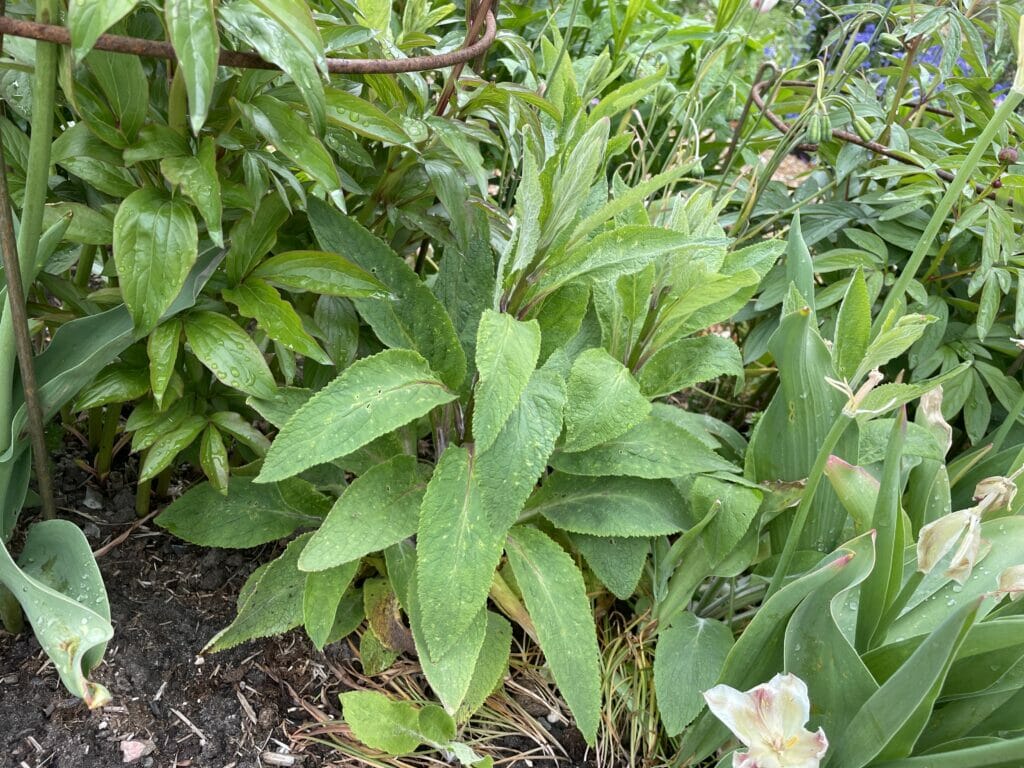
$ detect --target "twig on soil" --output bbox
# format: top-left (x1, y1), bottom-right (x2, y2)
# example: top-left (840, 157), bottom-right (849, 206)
top-left (169, 707), bottom-right (208, 747)
top-left (92, 508), bottom-right (160, 558)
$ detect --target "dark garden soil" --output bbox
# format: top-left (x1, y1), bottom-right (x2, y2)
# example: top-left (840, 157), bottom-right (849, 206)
top-left (0, 447), bottom-right (592, 768)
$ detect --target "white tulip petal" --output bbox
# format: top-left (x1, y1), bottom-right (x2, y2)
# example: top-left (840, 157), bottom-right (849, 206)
top-left (770, 674), bottom-right (811, 736)
top-left (704, 684), bottom-right (762, 746)
top-left (782, 728), bottom-right (829, 768)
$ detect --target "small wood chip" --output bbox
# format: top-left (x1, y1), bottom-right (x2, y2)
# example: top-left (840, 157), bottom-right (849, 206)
top-left (261, 753), bottom-right (297, 766)
top-left (169, 708), bottom-right (208, 746)
top-left (235, 688), bottom-right (257, 725)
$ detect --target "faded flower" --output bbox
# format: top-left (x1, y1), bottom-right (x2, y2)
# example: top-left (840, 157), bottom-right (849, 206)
top-left (704, 673), bottom-right (828, 768)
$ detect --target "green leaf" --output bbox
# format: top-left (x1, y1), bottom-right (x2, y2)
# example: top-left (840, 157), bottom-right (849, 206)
top-left (638, 335), bottom-right (744, 399)
top-left (147, 319), bottom-right (180, 408)
top-left (236, 96), bottom-right (340, 201)
top-left (113, 188), bottom-right (198, 335)
top-left (157, 477), bottom-right (323, 547)
top-left (418, 369), bottom-right (566, 660)
top-left (551, 414), bottom-right (735, 479)
top-left (219, 1), bottom-right (326, 134)
top-left (476, 368), bottom-right (567, 524)
top-left (829, 600), bottom-right (981, 768)
top-left (68, 0), bottom-right (140, 60)
top-left (226, 194), bottom-right (290, 283)
top-left (855, 313), bottom-right (936, 383)
top-left (457, 612), bottom-right (512, 721)
top-left (259, 350), bottom-right (454, 482)
top-left (199, 424), bottom-right (230, 493)
top-left (745, 297), bottom-right (854, 551)
top-left (687, 476), bottom-right (762, 567)
top-left (786, 212), bottom-right (814, 305)
top-left (249, 0), bottom-right (325, 69)
top-left (166, 0), bottom-right (218, 133)
top-left (161, 137), bottom-right (223, 246)
top-left (0, 521), bottom-right (113, 707)
top-left (473, 310), bottom-right (541, 451)
top-left (563, 348), bottom-right (651, 452)
top-left (833, 267), bottom-right (871, 381)
top-left (206, 535), bottom-right (310, 652)
top-left (251, 250), bottom-right (387, 297)
top-left (570, 534), bottom-right (648, 599)
top-left (341, 691), bottom-right (455, 755)
top-left (654, 613), bottom-right (734, 735)
top-left (325, 89), bottom-right (411, 144)
top-left (855, 413), bottom-right (907, 650)
top-left (537, 227), bottom-right (717, 296)
top-left (784, 530), bottom-right (879, 743)
top-left (209, 411), bottom-right (271, 456)
top-left (224, 279), bottom-right (330, 364)
top-left (415, 446), bottom-right (489, 659)
top-left (529, 474), bottom-right (685, 536)
top-left (184, 311), bottom-right (276, 398)
top-left (138, 414), bottom-right (206, 482)
top-left (303, 560), bottom-right (359, 650)
top-left (79, 50), bottom-right (148, 147)
top-left (680, 537), bottom-right (867, 763)
top-left (890, 517), bottom-right (1024, 642)
top-left (73, 364), bottom-right (148, 411)
top-left (506, 526), bottom-right (601, 744)
top-left (50, 122), bottom-right (137, 197)
top-left (410, 594), bottom-right (487, 715)
top-left (42, 203), bottom-right (112, 245)
top-left (299, 455), bottom-right (428, 571)
top-left (308, 199), bottom-right (467, 390)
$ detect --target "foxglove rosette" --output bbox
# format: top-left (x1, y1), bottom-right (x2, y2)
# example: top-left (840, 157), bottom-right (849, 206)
top-left (703, 673), bottom-right (828, 768)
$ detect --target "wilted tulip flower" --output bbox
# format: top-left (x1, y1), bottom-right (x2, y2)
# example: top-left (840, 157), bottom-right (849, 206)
top-left (973, 474), bottom-right (1018, 513)
top-left (996, 564), bottom-right (1024, 601)
top-left (918, 387), bottom-right (952, 456)
top-left (824, 370), bottom-right (891, 417)
top-left (703, 673), bottom-right (828, 768)
top-left (917, 464), bottom-right (1023, 583)
top-left (918, 509), bottom-right (982, 584)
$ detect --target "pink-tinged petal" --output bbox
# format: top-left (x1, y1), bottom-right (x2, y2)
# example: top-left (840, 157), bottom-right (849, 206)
top-left (946, 514), bottom-right (982, 584)
top-left (997, 564), bottom-right (1024, 601)
top-left (781, 728), bottom-right (829, 768)
top-left (704, 684), bottom-right (761, 747)
top-left (768, 674), bottom-right (811, 736)
top-left (916, 510), bottom-right (971, 574)
top-left (735, 745), bottom-right (784, 768)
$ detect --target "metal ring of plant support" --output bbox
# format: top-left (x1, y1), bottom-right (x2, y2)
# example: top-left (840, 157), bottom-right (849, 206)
top-left (750, 78), bottom-right (961, 184)
top-left (0, 10), bottom-right (498, 74)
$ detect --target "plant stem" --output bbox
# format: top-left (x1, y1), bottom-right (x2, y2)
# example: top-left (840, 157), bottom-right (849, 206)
top-left (766, 413), bottom-right (854, 599)
top-left (874, 90), bottom-right (1024, 332)
top-left (155, 465), bottom-right (173, 498)
top-left (74, 245), bottom-right (96, 289)
top-left (0, 0), bottom-right (58, 458)
top-left (95, 405), bottom-right (120, 479)
top-left (0, 137), bottom-right (54, 519)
